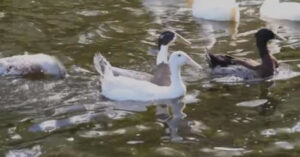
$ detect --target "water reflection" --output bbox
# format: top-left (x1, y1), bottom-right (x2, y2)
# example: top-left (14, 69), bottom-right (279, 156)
top-left (234, 81), bottom-right (279, 116)
top-left (29, 92), bottom-right (200, 143)
top-left (6, 145), bottom-right (41, 157)
top-left (194, 19), bottom-right (239, 49)
top-left (1, 0), bottom-right (300, 156)
top-left (263, 19), bottom-right (300, 48)
top-left (142, 0), bottom-right (187, 24)
top-left (256, 82), bottom-right (280, 116)
top-left (201, 147), bottom-right (251, 157)
top-left (155, 99), bottom-right (187, 142)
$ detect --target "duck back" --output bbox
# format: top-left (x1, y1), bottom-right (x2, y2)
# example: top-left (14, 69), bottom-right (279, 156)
top-left (211, 65), bottom-right (259, 80)
top-left (260, 0), bottom-right (300, 21)
top-left (192, 0), bottom-right (240, 21)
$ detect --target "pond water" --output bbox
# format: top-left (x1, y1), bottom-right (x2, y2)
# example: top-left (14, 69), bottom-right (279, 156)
top-left (1, 0), bottom-right (300, 156)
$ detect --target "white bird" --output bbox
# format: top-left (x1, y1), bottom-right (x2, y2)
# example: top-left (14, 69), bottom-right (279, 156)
top-left (0, 54), bottom-right (66, 78)
top-left (260, 0), bottom-right (300, 21)
top-left (191, 0), bottom-right (240, 22)
top-left (99, 30), bottom-right (191, 86)
top-left (94, 51), bottom-right (202, 101)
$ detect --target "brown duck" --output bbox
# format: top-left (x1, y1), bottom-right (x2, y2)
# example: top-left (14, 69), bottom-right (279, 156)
top-left (206, 28), bottom-right (284, 80)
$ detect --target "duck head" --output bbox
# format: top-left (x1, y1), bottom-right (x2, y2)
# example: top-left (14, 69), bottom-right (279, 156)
top-left (158, 30), bottom-right (191, 50)
top-left (255, 28), bottom-right (285, 57)
top-left (255, 28), bottom-right (285, 42)
top-left (156, 31), bottom-right (191, 65)
top-left (169, 51), bottom-right (202, 69)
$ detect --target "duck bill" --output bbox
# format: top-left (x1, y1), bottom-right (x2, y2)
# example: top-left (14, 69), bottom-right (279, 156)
top-left (174, 31), bottom-right (192, 45)
top-left (187, 57), bottom-right (202, 70)
top-left (274, 34), bottom-right (286, 41)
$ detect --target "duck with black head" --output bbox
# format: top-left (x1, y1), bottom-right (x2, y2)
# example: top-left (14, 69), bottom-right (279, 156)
top-left (205, 28), bottom-right (285, 80)
top-left (150, 30), bottom-right (191, 86)
top-left (97, 30), bottom-right (191, 86)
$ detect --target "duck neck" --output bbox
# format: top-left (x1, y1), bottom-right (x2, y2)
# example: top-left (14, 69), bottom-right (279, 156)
top-left (257, 40), bottom-right (275, 77)
top-left (169, 63), bottom-right (186, 93)
top-left (257, 40), bottom-right (269, 59)
top-left (156, 45), bottom-right (169, 65)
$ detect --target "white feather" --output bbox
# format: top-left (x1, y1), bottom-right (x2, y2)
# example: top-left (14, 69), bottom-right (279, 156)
top-left (93, 53), bottom-right (114, 79)
top-left (192, 0), bottom-right (240, 22)
top-left (0, 54), bottom-right (66, 77)
top-left (94, 51), bottom-right (200, 101)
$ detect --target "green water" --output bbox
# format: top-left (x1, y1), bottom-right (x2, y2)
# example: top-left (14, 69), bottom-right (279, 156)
top-left (1, 0), bottom-right (300, 156)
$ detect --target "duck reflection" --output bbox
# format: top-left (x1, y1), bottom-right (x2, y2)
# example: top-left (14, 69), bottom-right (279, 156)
top-left (30, 95), bottom-right (194, 143)
top-left (186, 0), bottom-right (239, 49)
top-left (194, 18), bottom-right (239, 49)
top-left (257, 81), bottom-right (280, 116)
top-left (114, 98), bottom-right (188, 142)
top-left (155, 99), bottom-right (187, 142)
top-left (142, 0), bottom-right (186, 24)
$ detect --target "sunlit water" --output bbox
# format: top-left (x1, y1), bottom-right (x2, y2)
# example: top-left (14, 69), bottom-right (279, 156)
top-left (1, 0), bottom-right (300, 156)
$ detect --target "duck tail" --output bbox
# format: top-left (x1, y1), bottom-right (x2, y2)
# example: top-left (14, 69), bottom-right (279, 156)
top-left (204, 48), bottom-right (213, 67)
top-left (93, 53), bottom-right (114, 79)
top-left (204, 48), bottom-right (235, 68)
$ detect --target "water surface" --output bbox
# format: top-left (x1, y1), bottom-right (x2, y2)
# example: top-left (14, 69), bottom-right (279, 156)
top-left (1, 0), bottom-right (300, 156)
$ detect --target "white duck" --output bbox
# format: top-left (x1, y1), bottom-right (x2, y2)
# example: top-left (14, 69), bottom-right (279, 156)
top-left (98, 30), bottom-right (191, 86)
top-left (191, 0), bottom-right (240, 22)
top-left (94, 51), bottom-right (202, 101)
top-left (0, 54), bottom-right (66, 78)
top-left (260, 0), bottom-right (300, 21)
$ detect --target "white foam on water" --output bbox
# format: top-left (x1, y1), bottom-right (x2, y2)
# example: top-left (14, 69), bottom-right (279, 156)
top-left (274, 141), bottom-right (295, 150)
top-left (182, 90), bottom-right (200, 104)
top-left (76, 10), bottom-right (106, 16)
top-left (0, 12), bottom-right (5, 18)
top-left (6, 145), bottom-right (41, 157)
top-left (236, 99), bottom-right (268, 107)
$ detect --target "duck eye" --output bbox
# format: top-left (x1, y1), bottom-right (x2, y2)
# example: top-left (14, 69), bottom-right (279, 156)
top-left (177, 54), bottom-right (181, 57)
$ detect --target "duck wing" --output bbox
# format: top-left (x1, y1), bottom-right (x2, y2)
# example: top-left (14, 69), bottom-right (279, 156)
top-left (94, 53), bottom-right (172, 86)
top-left (113, 63), bottom-right (171, 86)
top-left (205, 49), bottom-right (236, 68)
top-left (150, 63), bottom-right (171, 86)
top-left (101, 73), bottom-right (168, 101)
top-left (231, 58), bottom-right (260, 70)
top-left (112, 67), bottom-right (153, 81)
top-left (93, 53), bottom-right (153, 81)
top-left (205, 49), bottom-right (260, 70)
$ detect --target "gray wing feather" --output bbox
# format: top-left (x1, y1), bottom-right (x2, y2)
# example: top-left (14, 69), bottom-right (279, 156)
top-left (150, 63), bottom-right (171, 86)
top-left (112, 67), bottom-right (153, 81)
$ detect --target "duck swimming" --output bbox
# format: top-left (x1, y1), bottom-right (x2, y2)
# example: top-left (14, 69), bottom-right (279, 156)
top-left (206, 29), bottom-right (284, 80)
top-left (260, 0), bottom-right (300, 21)
top-left (191, 0), bottom-right (240, 22)
top-left (97, 30), bottom-right (191, 86)
top-left (94, 51), bottom-right (202, 101)
top-left (0, 54), bottom-right (66, 78)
